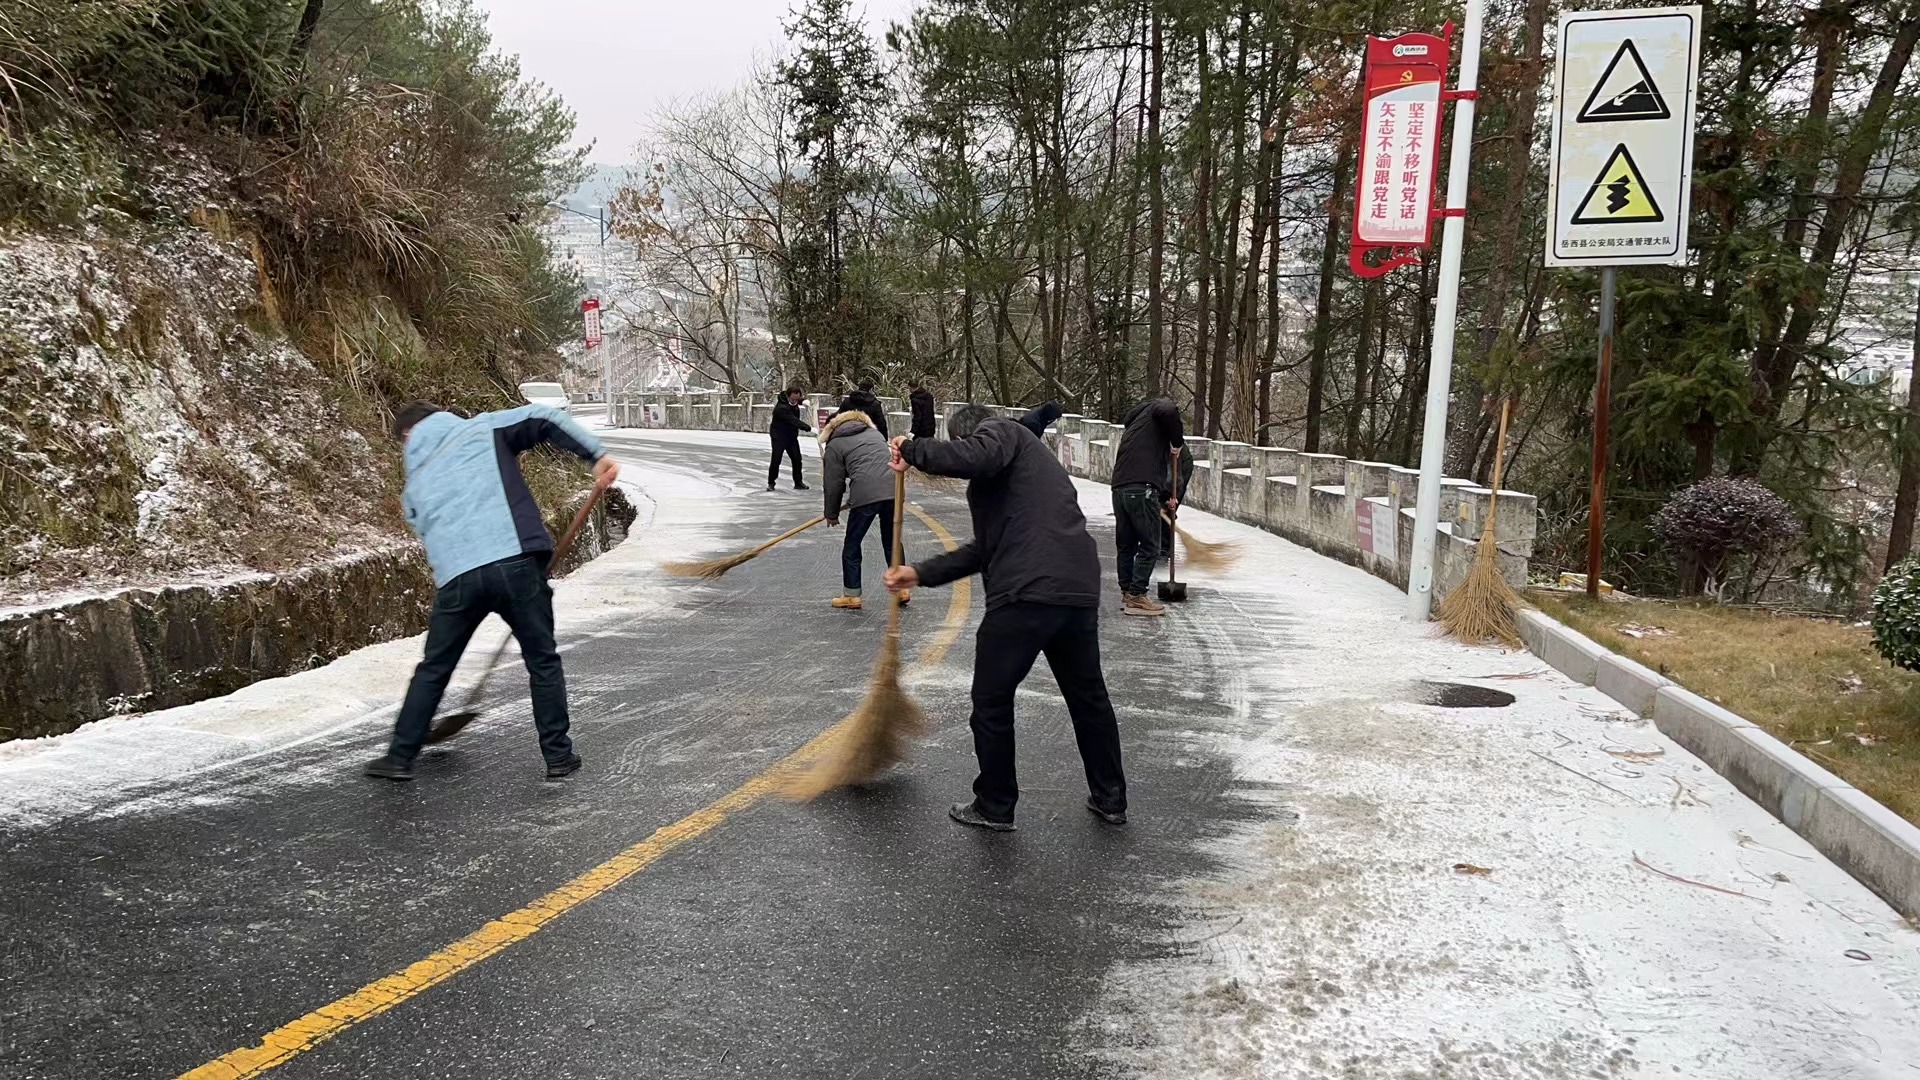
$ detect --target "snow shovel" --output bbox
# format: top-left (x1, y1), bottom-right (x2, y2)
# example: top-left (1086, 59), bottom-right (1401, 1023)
top-left (424, 477), bottom-right (612, 744)
top-left (1157, 449), bottom-right (1188, 604)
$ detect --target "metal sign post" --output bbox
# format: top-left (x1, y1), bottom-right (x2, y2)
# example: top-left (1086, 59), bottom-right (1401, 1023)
top-left (1547, 7), bottom-right (1700, 597)
top-left (1404, 0), bottom-right (1485, 622)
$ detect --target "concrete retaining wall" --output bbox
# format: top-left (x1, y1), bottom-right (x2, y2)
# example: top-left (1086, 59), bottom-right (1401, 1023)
top-left (0, 488), bottom-right (636, 742)
top-left (612, 392), bottom-right (1536, 600)
top-left (1517, 608), bottom-right (1920, 920)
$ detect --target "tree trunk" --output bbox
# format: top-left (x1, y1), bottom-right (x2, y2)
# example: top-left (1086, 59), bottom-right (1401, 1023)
top-left (1887, 285), bottom-right (1920, 571)
top-left (1206, 9), bottom-right (1251, 440)
top-left (1146, 7), bottom-right (1167, 397)
top-left (1742, 2), bottom-right (1920, 471)
top-left (1344, 280), bottom-right (1378, 456)
top-left (1303, 135), bottom-right (1354, 453)
top-left (1192, 36), bottom-right (1215, 434)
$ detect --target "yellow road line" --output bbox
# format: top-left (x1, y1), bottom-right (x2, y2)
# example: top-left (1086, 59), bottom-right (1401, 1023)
top-left (181, 502), bottom-right (972, 1080)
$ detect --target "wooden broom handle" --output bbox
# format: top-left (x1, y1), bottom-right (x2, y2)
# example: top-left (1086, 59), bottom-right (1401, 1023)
top-left (550, 476), bottom-right (612, 575)
top-left (889, 469), bottom-right (907, 572)
top-left (1486, 399), bottom-right (1511, 535)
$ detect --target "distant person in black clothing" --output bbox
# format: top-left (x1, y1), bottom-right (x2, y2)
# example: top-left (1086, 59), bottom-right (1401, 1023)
top-left (1018, 400), bottom-right (1063, 439)
top-left (909, 382), bottom-right (937, 439)
top-left (1109, 397), bottom-right (1185, 616)
top-left (768, 387), bottom-right (811, 492)
top-left (836, 378), bottom-right (889, 437)
top-left (884, 404), bottom-right (1128, 832)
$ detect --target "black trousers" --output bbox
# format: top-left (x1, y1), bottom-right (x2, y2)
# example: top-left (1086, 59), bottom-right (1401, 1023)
top-left (841, 499), bottom-right (899, 591)
top-left (1112, 484), bottom-right (1164, 595)
top-left (968, 602), bottom-right (1126, 823)
top-left (768, 434), bottom-right (804, 487)
top-left (389, 553), bottom-right (573, 766)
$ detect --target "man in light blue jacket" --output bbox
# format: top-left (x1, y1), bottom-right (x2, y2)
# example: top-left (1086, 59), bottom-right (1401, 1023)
top-left (365, 400), bottom-right (618, 782)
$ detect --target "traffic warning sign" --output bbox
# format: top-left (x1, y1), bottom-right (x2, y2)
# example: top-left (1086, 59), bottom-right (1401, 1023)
top-left (1547, 7), bottom-right (1699, 266)
top-left (1570, 145), bottom-right (1663, 223)
top-left (1577, 40), bottom-right (1671, 122)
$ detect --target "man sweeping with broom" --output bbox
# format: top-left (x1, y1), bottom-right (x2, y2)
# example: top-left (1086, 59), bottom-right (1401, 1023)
top-left (1109, 396), bottom-right (1185, 616)
top-left (882, 405), bottom-right (1128, 832)
top-left (365, 401), bottom-right (616, 782)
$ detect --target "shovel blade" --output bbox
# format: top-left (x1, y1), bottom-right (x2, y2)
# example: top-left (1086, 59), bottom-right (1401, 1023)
top-left (424, 710), bottom-right (479, 745)
top-left (1157, 581), bottom-right (1188, 603)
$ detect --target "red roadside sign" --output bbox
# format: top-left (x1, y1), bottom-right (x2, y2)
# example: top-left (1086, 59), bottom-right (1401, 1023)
top-left (581, 297), bottom-right (603, 348)
top-left (1351, 30), bottom-right (1451, 277)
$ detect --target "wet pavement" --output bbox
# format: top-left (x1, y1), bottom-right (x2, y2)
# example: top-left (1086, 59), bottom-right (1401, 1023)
top-left (0, 434), bottom-right (1266, 1079)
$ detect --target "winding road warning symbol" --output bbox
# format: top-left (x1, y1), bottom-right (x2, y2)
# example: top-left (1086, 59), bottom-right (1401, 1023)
top-left (1570, 144), bottom-right (1664, 224)
top-left (1578, 39), bottom-right (1671, 122)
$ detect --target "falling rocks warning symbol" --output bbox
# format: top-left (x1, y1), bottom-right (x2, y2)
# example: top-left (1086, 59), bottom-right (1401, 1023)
top-left (1571, 144), bottom-right (1663, 224)
top-left (1578, 39), bottom-right (1671, 123)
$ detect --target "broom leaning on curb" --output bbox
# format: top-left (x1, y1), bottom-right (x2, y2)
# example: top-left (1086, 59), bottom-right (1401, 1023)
top-left (1436, 398), bottom-right (1522, 646)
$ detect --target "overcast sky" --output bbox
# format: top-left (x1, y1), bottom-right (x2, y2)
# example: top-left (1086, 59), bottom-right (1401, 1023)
top-left (480, 0), bottom-right (917, 164)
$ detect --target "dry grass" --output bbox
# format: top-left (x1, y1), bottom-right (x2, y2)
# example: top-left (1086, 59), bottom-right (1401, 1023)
top-left (1529, 590), bottom-right (1920, 826)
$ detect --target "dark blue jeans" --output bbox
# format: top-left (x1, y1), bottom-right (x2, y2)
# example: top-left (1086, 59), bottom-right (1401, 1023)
top-left (1113, 484), bottom-right (1164, 596)
top-left (389, 553), bottom-right (573, 766)
top-left (841, 499), bottom-right (899, 592)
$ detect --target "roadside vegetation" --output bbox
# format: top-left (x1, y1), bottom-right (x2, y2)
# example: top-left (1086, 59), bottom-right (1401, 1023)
top-left (0, 0), bottom-right (587, 597)
top-left (1530, 590), bottom-right (1920, 828)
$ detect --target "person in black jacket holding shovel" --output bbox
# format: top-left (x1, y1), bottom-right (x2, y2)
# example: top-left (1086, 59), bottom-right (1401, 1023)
top-left (1109, 397), bottom-right (1185, 616)
top-left (768, 387), bottom-right (812, 491)
top-left (883, 404), bottom-right (1128, 832)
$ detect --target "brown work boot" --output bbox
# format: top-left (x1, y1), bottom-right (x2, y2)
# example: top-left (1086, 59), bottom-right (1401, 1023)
top-left (1122, 593), bottom-right (1167, 617)
top-left (893, 590), bottom-right (912, 607)
top-left (831, 594), bottom-right (863, 610)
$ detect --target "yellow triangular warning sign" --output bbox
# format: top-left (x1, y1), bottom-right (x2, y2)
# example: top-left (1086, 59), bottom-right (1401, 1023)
top-left (1571, 144), bottom-right (1663, 224)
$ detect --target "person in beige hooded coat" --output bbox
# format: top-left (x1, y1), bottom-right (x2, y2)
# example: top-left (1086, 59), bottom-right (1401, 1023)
top-left (820, 409), bottom-right (907, 609)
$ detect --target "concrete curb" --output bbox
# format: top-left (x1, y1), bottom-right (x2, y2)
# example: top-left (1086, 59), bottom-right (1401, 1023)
top-left (1517, 608), bottom-right (1920, 920)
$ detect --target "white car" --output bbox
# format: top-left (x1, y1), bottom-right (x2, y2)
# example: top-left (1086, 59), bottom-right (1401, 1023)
top-left (519, 382), bottom-right (569, 408)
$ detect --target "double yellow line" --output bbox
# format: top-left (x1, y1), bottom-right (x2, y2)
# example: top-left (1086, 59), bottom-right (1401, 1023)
top-left (183, 501), bottom-right (969, 1079)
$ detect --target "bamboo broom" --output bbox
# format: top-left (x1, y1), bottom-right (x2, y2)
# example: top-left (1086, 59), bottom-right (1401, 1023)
top-left (785, 469), bottom-right (925, 798)
top-left (663, 516), bottom-right (825, 579)
top-left (1436, 399), bottom-right (1522, 646)
top-left (1170, 520), bottom-right (1242, 572)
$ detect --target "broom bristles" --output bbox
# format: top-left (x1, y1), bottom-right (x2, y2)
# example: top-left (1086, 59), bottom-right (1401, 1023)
top-left (1174, 523), bottom-right (1242, 571)
top-left (913, 467), bottom-right (965, 493)
top-left (784, 601), bottom-right (925, 798)
top-left (1436, 536), bottom-right (1523, 646)
top-left (663, 517), bottom-right (825, 579)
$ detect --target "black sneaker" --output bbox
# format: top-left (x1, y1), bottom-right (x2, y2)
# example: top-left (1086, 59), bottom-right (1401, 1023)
top-left (766, 483), bottom-right (776, 492)
top-left (948, 800), bottom-right (1016, 832)
top-left (364, 755), bottom-right (414, 781)
top-left (794, 483), bottom-right (810, 490)
top-left (1085, 796), bottom-right (1127, 825)
top-left (546, 754), bottom-right (582, 779)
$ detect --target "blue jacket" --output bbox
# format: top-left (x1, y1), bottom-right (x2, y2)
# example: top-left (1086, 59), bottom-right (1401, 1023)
top-left (402, 405), bottom-right (607, 586)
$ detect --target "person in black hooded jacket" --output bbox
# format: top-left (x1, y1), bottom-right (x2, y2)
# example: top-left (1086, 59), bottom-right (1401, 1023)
top-left (909, 383), bottom-right (937, 439)
top-left (768, 387), bottom-right (812, 491)
top-left (835, 378), bottom-right (889, 437)
top-left (883, 404), bottom-right (1127, 832)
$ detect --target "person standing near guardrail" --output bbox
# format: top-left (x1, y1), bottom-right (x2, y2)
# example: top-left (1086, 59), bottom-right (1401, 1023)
top-left (768, 387), bottom-right (812, 492)
top-left (910, 381), bottom-right (937, 439)
top-left (836, 377), bottom-right (890, 437)
top-left (1110, 397), bottom-right (1185, 617)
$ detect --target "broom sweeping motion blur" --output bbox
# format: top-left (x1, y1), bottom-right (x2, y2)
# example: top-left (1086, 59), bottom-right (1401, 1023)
top-left (785, 470), bottom-right (925, 798)
top-left (1169, 519), bottom-right (1241, 572)
top-left (663, 516), bottom-right (825, 579)
top-left (1437, 398), bottom-right (1522, 646)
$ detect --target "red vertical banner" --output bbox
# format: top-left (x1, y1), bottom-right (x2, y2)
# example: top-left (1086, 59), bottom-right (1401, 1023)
top-left (1351, 30), bottom-right (1451, 277)
top-left (581, 296), bottom-right (603, 348)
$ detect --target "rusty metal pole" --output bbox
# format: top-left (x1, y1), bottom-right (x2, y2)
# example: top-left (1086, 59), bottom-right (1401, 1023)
top-left (1587, 267), bottom-right (1615, 600)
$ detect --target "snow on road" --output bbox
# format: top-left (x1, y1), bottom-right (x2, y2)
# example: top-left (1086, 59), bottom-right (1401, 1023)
top-left (1072, 479), bottom-right (1920, 1079)
top-left (0, 445), bottom-right (745, 830)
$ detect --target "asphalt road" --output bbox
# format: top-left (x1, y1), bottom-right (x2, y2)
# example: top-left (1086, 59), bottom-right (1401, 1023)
top-left (0, 432), bottom-right (1264, 1079)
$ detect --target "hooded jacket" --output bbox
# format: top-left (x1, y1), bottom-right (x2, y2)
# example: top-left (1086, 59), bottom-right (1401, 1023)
top-left (771, 397), bottom-right (812, 440)
top-left (903, 417), bottom-right (1101, 611)
top-left (836, 389), bottom-right (890, 437)
top-left (1110, 397), bottom-right (1186, 495)
top-left (820, 409), bottom-right (895, 516)
top-left (402, 405), bottom-right (606, 586)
